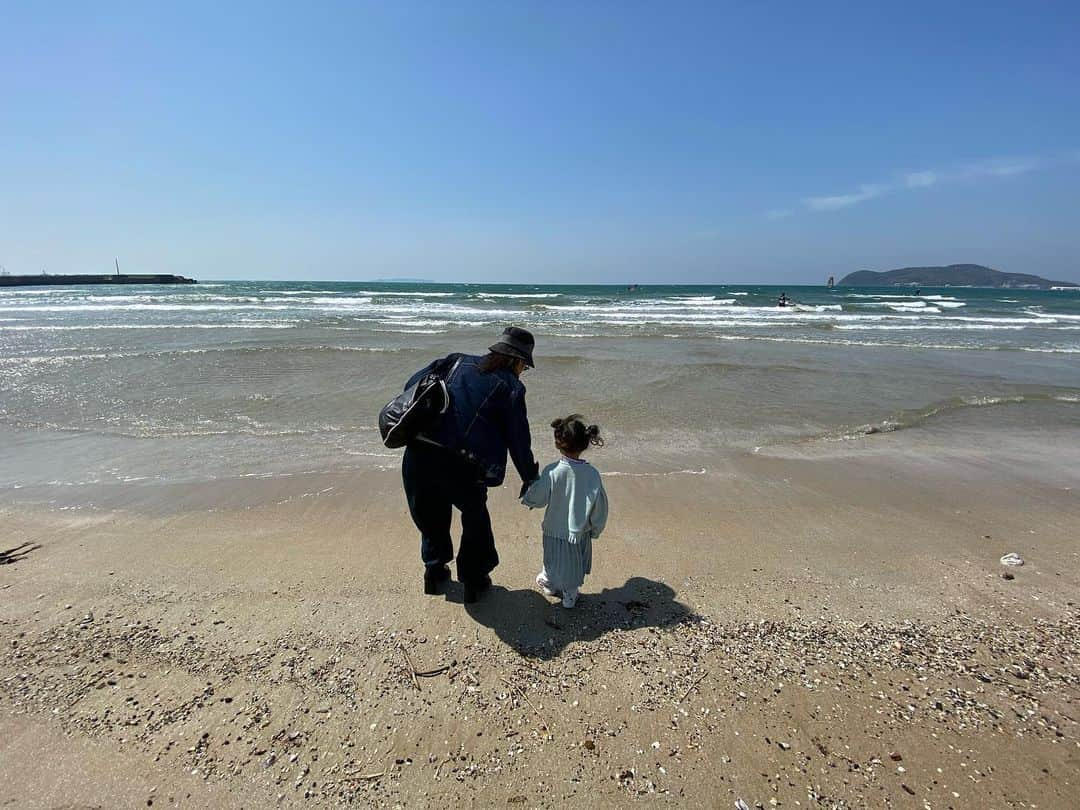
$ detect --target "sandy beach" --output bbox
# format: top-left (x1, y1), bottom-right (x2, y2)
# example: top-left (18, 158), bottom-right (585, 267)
top-left (6, 0), bottom-right (1080, 800)
top-left (3, 417), bottom-right (1078, 809)
top-left (6, 0), bottom-right (1080, 804)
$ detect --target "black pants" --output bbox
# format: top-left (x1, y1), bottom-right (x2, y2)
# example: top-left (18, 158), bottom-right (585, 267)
top-left (401, 442), bottom-right (498, 583)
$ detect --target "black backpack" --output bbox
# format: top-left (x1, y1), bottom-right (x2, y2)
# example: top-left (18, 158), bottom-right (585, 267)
top-left (378, 355), bottom-right (462, 449)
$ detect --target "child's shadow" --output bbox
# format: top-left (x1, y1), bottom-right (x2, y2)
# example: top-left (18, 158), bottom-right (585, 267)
top-left (458, 576), bottom-right (695, 660)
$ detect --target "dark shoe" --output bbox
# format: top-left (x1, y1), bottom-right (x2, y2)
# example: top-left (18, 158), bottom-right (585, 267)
top-left (423, 565), bottom-right (451, 595)
top-left (462, 575), bottom-right (492, 604)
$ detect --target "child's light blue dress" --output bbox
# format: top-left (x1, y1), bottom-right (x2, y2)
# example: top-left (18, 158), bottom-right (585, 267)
top-left (522, 457), bottom-right (609, 593)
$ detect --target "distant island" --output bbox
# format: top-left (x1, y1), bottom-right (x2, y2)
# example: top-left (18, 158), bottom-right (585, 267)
top-left (371, 277), bottom-right (436, 284)
top-left (838, 264), bottom-right (1077, 289)
top-left (0, 273), bottom-right (197, 288)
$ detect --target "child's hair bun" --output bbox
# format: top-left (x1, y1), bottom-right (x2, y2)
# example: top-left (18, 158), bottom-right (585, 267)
top-left (552, 414), bottom-right (603, 453)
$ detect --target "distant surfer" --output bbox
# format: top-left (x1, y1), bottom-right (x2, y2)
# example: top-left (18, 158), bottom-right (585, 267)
top-left (777, 292), bottom-right (789, 307)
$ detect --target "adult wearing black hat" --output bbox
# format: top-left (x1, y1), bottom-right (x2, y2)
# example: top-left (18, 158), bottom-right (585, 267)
top-left (400, 327), bottom-right (540, 603)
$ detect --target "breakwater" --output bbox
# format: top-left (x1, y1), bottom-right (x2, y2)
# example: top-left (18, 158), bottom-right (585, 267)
top-left (0, 274), bottom-right (196, 287)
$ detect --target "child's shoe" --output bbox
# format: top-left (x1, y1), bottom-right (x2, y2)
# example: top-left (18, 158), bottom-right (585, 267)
top-left (535, 571), bottom-right (559, 597)
top-left (561, 588), bottom-right (579, 609)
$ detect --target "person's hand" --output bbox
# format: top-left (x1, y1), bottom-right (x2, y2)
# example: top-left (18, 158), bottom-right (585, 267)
top-left (518, 477), bottom-right (537, 499)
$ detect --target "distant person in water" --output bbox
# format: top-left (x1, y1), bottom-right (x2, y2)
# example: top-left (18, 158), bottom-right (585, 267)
top-left (400, 327), bottom-right (540, 603)
top-left (777, 292), bottom-right (789, 307)
top-left (522, 415), bottom-right (609, 609)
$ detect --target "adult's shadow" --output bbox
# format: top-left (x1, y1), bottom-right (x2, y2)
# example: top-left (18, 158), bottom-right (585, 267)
top-left (0, 542), bottom-right (40, 566)
top-left (460, 576), bottom-right (695, 661)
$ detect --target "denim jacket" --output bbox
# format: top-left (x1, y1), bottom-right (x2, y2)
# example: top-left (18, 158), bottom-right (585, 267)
top-left (405, 353), bottom-right (538, 487)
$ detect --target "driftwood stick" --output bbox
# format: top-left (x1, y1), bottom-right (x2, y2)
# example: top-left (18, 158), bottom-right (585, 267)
top-left (678, 671), bottom-right (708, 704)
top-left (399, 644), bottom-right (420, 690)
top-left (415, 664), bottom-right (451, 678)
top-left (434, 754), bottom-right (452, 780)
top-left (344, 770), bottom-right (385, 781)
top-left (514, 660), bottom-right (554, 678)
top-left (500, 676), bottom-right (541, 716)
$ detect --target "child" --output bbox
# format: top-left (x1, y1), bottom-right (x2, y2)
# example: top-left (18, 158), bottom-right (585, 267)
top-left (521, 415), bottom-right (609, 608)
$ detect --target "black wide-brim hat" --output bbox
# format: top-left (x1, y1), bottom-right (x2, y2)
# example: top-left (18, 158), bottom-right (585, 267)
top-left (489, 326), bottom-right (535, 368)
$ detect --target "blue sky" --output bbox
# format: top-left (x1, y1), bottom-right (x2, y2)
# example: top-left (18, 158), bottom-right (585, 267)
top-left (2, 1), bottom-right (1078, 283)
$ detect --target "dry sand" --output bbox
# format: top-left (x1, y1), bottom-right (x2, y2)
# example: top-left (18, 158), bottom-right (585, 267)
top-left (2, 425), bottom-right (1079, 809)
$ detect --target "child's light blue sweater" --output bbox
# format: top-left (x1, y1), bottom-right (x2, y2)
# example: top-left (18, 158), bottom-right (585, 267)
top-left (521, 457), bottom-right (608, 544)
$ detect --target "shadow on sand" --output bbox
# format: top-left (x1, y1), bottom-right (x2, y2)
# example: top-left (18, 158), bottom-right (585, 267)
top-left (446, 576), bottom-right (694, 660)
top-left (0, 542), bottom-right (40, 566)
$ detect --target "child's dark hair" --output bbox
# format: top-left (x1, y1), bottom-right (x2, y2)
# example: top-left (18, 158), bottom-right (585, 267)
top-left (550, 414), bottom-right (603, 454)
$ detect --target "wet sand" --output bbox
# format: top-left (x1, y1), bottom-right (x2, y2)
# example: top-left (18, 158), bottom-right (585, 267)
top-left (2, 424), bottom-right (1079, 808)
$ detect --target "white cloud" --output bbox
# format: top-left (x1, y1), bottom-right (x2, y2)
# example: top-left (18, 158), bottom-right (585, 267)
top-left (803, 184), bottom-right (887, 212)
top-left (904, 170), bottom-right (937, 188)
top-left (771, 151), bottom-right (1073, 219)
top-left (962, 156), bottom-right (1042, 178)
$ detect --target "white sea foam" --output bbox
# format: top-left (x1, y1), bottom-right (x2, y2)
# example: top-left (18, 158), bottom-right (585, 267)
top-left (0, 303), bottom-right (296, 312)
top-left (373, 328), bottom-right (448, 334)
top-left (0, 323), bottom-right (299, 331)
top-left (940, 316), bottom-right (1058, 324)
top-left (713, 334), bottom-right (987, 350)
top-left (833, 323), bottom-right (1025, 331)
top-left (376, 319), bottom-right (488, 328)
top-left (343, 303), bottom-right (519, 318)
top-left (655, 297), bottom-right (737, 306)
top-left (605, 468), bottom-right (707, 477)
top-left (289, 296), bottom-right (374, 305)
top-left (472, 293), bottom-right (562, 299)
top-left (360, 291), bottom-right (456, 297)
top-left (540, 303), bottom-right (848, 319)
top-left (894, 305), bottom-right (942, 313)
top-left (845, 293), bottom-right (921, 299)
top-left (0, 289), bottom-right (75, 296)
top-left (266, 289), bottom-right (342, 295)
top-left (960, 395), bottom-right (1026, 407)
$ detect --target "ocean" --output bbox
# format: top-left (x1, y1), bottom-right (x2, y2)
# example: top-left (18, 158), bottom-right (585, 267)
top-left (2, 281), bottom-right (1078, 502)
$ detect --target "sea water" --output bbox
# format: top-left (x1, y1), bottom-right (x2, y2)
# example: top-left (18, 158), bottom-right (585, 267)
top-left (1, 282), bottom-right (1078, 495)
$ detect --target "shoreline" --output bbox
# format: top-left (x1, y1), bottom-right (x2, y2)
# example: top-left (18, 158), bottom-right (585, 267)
top-left (2, 424), bottom-right (1079, 807)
